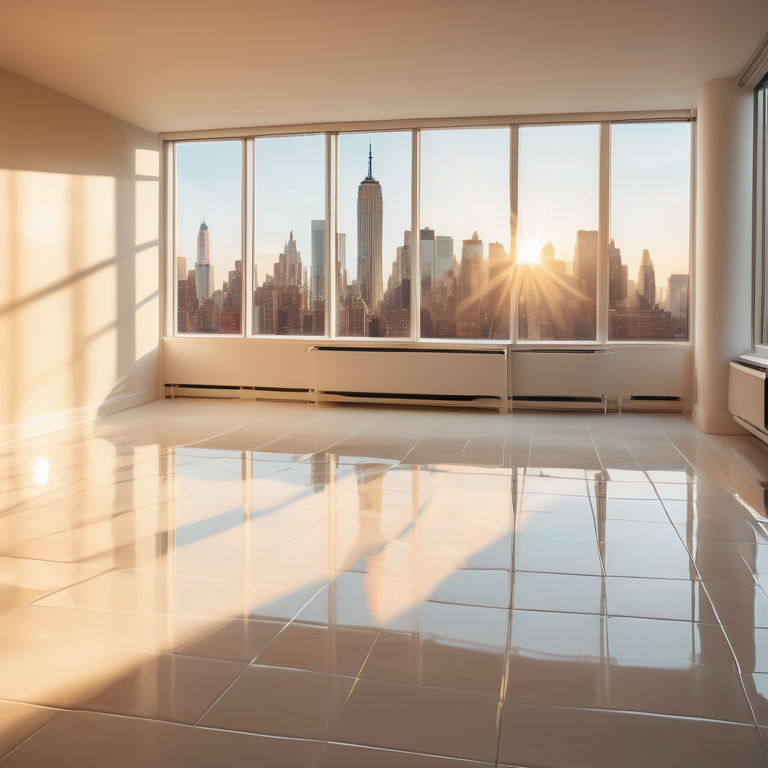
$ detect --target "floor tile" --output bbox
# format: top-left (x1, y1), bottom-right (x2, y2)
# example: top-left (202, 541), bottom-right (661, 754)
top-left (499, 703), bottom-right (767, 768)
top-left (359, 628), bottom-right (505, 694)
top-left (0, 702), bottom-right (60, 760)
top-left (601, 519), bottom-right (684, 548)
top-left (601, 497), bottom-right (669, 522)
top-left (603, 542), bottom-right (697, 579)
top-left (0, 710), bottom-right (323, 768)
top-left (705, 581), bottom-right (768, 627)
top-left (253, 622), bottom-right (379, 675)
top-left (330, 679), bottom-right (500, 763)
top-left (512, 571), bottom-right (604, 614)
top-left (516, 510), bottom-right (597, 541)
top-left (519, 492), bottom-right (594, 517)
top-left (0, 605), bottom-right (285, 662)
top-left (607, 616), bottom-right (736, 673)
top-left (0, 634), bottom-right (244, 724)
top-left (604, 576), bottom-right (718, 622)
top-left (726, 626), bottom-right (768, 673)
top-left (198, 665), bottom-right (354, 740)
top-left (507, 610), bottom-right (606, 709)
top-left (515, 536), bottom-right (602, 576)
top-left (426, 569), bottom-right (511, 609)
top-left (315, 742), bottom-right (493, 767)
top-left (0, 584), bottom-right (49, 619)
top-left (691, 542), bottom-right (759, 585)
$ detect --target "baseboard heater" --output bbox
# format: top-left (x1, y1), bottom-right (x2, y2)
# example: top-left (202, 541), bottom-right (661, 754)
top-left (309, 346), bottom-right (509, 410)
top-left (729, 360), bottom-right (768, 442)
top-left (165, 383), bottom-right (311, 399)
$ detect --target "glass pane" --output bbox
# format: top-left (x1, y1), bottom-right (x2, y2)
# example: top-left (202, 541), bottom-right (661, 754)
top-left (420, 128), bottom-right (511, 339)
top-left (609, 123), bottom-right (691, 341)
top-left (253, 134), bottom-right (326, 336)
top-left (517, 125), bottom-right (599, 341)
top-left (176, 140), bottom-right (243, 335)
top-left (337, 131), bottom-right (412, 337)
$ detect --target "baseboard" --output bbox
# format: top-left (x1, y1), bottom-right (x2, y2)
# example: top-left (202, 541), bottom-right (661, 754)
top-left (0, 386), bottom-right (160, 446)
top-left (692, 404), bottom-right (749, 435)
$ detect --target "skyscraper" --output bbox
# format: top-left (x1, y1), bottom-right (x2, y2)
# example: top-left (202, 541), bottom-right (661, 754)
top-left (435, 235), bottom-right (454, 280)
top-left (274, 231), bottom-right (302, 286)
top-left (637, 248), bottom-right (656, 308)
top-left (667, 273), bottom-right (688, 318)
top-left (573, 229), bottom-right (598, 302)
top-left (420, 227), bottom-right (436, 285)
top-left (357, 145), bottom-right (383, 312)
top-left (311, 220), bottom-right (325, 300)
top-left (194, 221), bottom-right (214, 304)
top-left (608, 238), bottom-right (628, 308)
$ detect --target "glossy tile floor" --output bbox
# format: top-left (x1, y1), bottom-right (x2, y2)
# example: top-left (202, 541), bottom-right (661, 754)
top-left (3, 400), bottom-right (768, 766)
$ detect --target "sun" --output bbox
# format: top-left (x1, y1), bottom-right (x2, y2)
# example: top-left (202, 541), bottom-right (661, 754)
top-left (517, 239), bottom-right (541, 264)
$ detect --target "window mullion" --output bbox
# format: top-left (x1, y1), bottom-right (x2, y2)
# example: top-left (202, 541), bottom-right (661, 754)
top-left (326, 133), bottom-right (337, 339)
top-left (597, 123), bottom-right (610, 345)
top-left (243, 139), bottom-right (252, 338)
top-left (411, 129), bottom-right (421, 342)
top-left (510, 125), bottom-right (519, 344)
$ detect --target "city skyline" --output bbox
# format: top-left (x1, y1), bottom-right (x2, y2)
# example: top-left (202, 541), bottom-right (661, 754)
top-left (176, 126), bottom-right (690, 295)
top-left (178, 211), bottom-right (689, 340)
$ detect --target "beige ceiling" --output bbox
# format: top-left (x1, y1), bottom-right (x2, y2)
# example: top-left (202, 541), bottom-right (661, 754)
top-left (0, 0), bottom-right (765, 134)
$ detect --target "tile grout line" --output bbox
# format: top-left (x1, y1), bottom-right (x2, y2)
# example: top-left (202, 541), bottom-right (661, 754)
top-left (493, 437), bottom-right (527, 768)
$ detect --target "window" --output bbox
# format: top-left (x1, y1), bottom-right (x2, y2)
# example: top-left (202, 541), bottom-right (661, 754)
top-left (517, 125), bottom-right (600, 341)
top-left (253, 134), bottom-right (326, 336)
top-left (169, 118), bottom-right (692, 346)
top-left (609, 123), bottom-right (691, 341)
top-left (175, 140), bottom-right (243, 335)
top-left (337, 131), bottom-right (412, 337)
top-left (420, 128), bottom-right (511, 340)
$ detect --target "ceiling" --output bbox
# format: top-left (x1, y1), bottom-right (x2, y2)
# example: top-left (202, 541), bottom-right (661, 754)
top-left (0, 0), bottom-right (765, 134)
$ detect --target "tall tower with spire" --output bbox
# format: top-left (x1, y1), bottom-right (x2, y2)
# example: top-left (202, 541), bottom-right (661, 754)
top-left (194, 221), bottom-right (214, 304)
top-left (357, 143), bottom-right (384, 314)
top-left (637, 248), bottom-right (657, 308)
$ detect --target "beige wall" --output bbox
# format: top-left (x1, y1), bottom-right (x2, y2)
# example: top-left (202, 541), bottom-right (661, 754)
top-left (0, 67), bottom-right (160, 436)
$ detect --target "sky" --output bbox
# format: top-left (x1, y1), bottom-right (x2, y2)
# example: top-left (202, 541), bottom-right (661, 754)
top-left (254, 133), bottom-right (325, 285)
top-left (611, 122), bottom-right (691, 284)
top-left (176, 140), bottom-right (242, 282)
top-left (175, 122), bottom-right (691, 293)
top-left (420, 127), bottom-right (511, 257)
top-left (518, 124), bottom-right (599, 263)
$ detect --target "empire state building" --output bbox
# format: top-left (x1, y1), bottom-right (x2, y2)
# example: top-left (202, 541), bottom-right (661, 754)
top-left (357, 145), bottom-right (383, 313)
top-left (194, 221), bottom-right (214, 304)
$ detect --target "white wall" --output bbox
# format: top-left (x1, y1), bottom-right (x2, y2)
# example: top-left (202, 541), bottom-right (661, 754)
top-left (0, 67), bottom-right (160, 440)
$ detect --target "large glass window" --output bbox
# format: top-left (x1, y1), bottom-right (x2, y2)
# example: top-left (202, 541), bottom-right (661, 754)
top-left (253, 134), bottom-right (326, 336)
top-left (609, 123), bottom-right (691, 341)
top-left (176, 140), bottom-right (243, 335)
top-left (420, 128), bottom-right (511, 340)
top-left (171, 121), bottom-right (692, 346)
top-left (337, 131), bottom-right (412, 338)
top-left (517, 125), bottom-right (600, 341)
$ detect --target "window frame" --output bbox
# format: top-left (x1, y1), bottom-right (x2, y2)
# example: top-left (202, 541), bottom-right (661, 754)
top-left (163, 111), bottom-right (695, 348)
